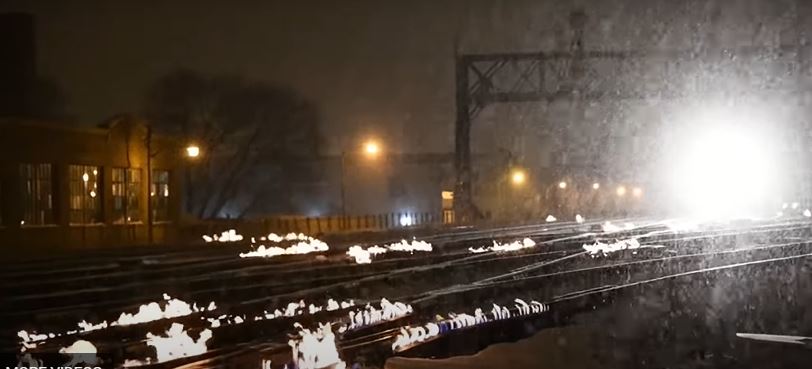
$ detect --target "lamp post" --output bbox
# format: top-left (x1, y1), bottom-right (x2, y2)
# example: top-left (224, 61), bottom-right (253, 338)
top-left (340, 138), bottom-right (381, 216)
top-left (145, 124), bottom-right (201, 245)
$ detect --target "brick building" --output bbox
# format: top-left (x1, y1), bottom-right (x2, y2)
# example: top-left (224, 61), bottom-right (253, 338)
top-left (0, 116), bottom-right (186, 252)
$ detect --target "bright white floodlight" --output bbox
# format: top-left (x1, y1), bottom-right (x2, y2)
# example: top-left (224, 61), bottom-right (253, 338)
top-left (671, 123), bottom-right (776, 219)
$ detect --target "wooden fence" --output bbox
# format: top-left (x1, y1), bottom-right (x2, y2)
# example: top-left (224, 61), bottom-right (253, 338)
top-left (187, 211), bottom-right (455, 240)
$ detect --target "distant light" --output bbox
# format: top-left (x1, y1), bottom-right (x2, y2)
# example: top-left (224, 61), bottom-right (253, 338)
top-left (592, 183), bottom-right (600, 190)
top-left (575, 214), bottom-right (584, 223)
top-left (804, 209), bottom-right (811, 217)
top-left (782, 202), bottom-right (788, 209)
top-left (186, 145), bottom-right (201, 158)
top-left (364, 140), bottom-right (380, 157)
top-left (164, 188), bottom-right (169, 197)
top-left (20, 220), bottom-right (24, 225)
top-left (399, 214), bottom-right (413, 227)
top-left (92, 169), bottom-right (98, 176)
top-left (616, 186), bottom-right (627, 197)
top-left (791, 202), bottom-right (799, 209)
top-left (511, 169), bottom-right (527, 186)
top-left (558, 181), bottom-right (567, 189)
top-left (89, 190), bottom-right (97, 198)
top-left (441, 191), bottom-right (454, 200)
top-left (632, 187), bottom-right (643, 197)
top-left (82, 173), bottom-right (89, 182)
top-left (545, 215), bottom-right (557, 222)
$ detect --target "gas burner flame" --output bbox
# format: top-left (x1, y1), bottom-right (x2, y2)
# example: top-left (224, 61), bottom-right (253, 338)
top-left (582, 238), bottom-right (642, 257)
top-left (148, 323), bottom-right (212, 363)
top-left (202, 229), bottom-right (243, 243)
top-left (391, 298), bottom-right (548, 352)
top-left (208, 298), bottom-right (355, 328)
top-left (289, 322), bottom-right (346, 369)
top-left (17, 294), bottom-right (216, 348)
top-left (468, 238), bottom-right (536, 254)
top-left (601, 221), bottom-right (635, 233)
top-left (240, 235), bottom-right (329, 258)
top-left (348, 298), bottom-right (413, 329)
top-left (346, 239), bottom-right (432, 264)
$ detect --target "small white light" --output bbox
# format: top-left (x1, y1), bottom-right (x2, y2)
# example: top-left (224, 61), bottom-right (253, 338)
top-left (558, 181), bottom-right (567, 189)
top-left (616, 186), bottom-right (627, 197)
top-left (186, 145), bottom-right (201, 158)
top-left (399, 215), bottom-right (413, 227)
top-left (82, 173), bottom-right (89, 182)
top-left (89, 190), bottom-right (97, 198)
top-left (592, 183), bottom-right (600, 190)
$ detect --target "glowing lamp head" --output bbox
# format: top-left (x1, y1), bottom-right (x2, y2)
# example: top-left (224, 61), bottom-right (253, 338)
top-left (616, 186), bottom-right (627, 197)
top-left (363, 141), bottom-right (380, 157)
top-left (186, 145), bottom-right (201, 158)
top-left (592, 182), bottom-right (600, 190)
top-left (510, 169), bottom-right (527, 185)
top-left (558, 181), bottom-right (567, 189)
top-left (632, 187), bottom-right (643, 197)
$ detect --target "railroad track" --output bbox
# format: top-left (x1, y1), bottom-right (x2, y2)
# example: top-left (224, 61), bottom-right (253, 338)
top-left (4, 217), bottom-right (810, 368)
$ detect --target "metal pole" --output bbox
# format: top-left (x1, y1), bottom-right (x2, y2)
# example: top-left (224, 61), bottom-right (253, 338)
top-left (340, 151), bottom-right (346, 217)
top-left (146, 125), bottom-right (153, 245)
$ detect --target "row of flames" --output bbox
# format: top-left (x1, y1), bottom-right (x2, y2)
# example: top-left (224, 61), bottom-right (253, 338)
top-left (288, 298), bottom-right (414, 369)
top-left (346, 239), bottom-right (433, 264)
top-left (18, 294), bottom-right (216, 350)
top-left (123, 323), bottom-right (212, 367)
top-left (391, 298), bottom-right (548, 352)
top-left (202, 229), bottom-right (244, 243)
top-left (239, 233), bottom-right (330, 258)
top-left (468, 238), bottom-right (536, 254)
top-left (207, 298), bottom-right (355, 328)
top-left (582, 238), bottom-right (644, 257)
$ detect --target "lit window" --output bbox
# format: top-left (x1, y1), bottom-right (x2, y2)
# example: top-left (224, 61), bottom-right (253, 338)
top-left (112, 168), bottom-right (141, 223)
top-left (151, 169), bottom-right (170, 222)
top-left (20, 163), bottom-right (54, 225)
top-left (69, 165), bottom-right (102, 224)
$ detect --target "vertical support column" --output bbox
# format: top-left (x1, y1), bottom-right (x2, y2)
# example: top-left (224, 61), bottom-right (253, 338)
top-left (454, 55), bottom-right (473, 223)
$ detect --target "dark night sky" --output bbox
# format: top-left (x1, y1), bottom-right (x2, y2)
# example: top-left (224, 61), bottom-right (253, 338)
top-left (1, 0), bottom-right (801, 154)
top-left (0, 0), bottom-right (591, 154)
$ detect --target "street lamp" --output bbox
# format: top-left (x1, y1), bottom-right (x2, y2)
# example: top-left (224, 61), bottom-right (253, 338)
top-left (145, 126), bottom-right (202, 244)
top-left (186, 144), bottom-right (201, 158)
top-left (510, 168), bottom-right (527, 186)
top-left (341, 138), bottom-right (383, 216)
top-left (363, 140), bottom-right (380, 157)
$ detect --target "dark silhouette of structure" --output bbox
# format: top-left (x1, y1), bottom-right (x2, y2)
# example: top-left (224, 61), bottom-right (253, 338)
top-left (0, 13), bottom-right (37, 117)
